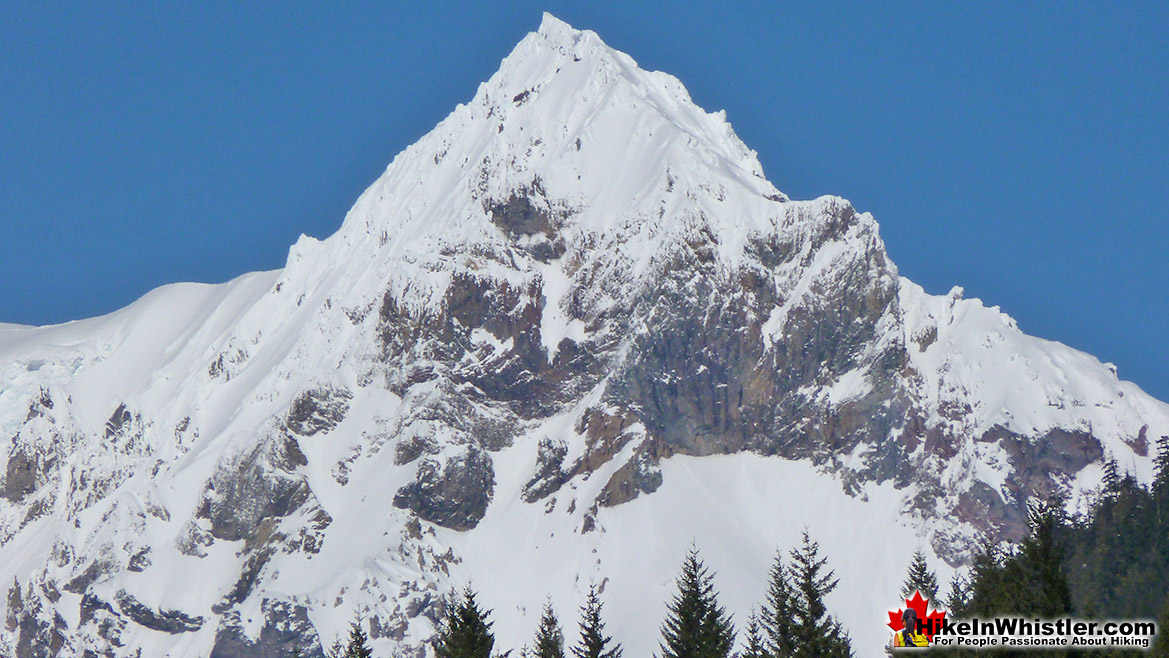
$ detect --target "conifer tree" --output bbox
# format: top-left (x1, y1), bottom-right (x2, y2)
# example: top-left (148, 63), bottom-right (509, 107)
top-left (1103, 456), bottom-right (1121, 497)
top-left (900, 550), bottom-right (939, 602)
top-left (434, 586), bottom-right (495, 658)
top-left (1017, 500), bottom-right (1072, 617)
top-left (573, 584), bottom-right (622, 658)
top-left (1155, 436), bottom-right (1169, 522)
top-left (964, 540), bottom-right (1016, 616)
top-left (342, 620), bottom-right (374, 658)
top-left (944, 573), bottom-right (971, 617)
top-left (741, 610), bottom-right (769, 658)
top-left (326, 617), bottom-right (373, 658)
top-left (659, 548), bottom-right (735, 658)
top-left (533, 601), bottom-right (567, 658)
top-left (787, 531), bottom-right (852, 658)
top-left (760, 553), bottom-right (796, 658)
top-left (1156, 436), bottom-right (1169, 495)
top-left (1150, 599), bottom-right (1169, 658)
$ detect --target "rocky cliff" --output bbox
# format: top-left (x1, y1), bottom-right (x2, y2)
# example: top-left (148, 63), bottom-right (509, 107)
top-left (0, 14), bottom-right (1165, 658)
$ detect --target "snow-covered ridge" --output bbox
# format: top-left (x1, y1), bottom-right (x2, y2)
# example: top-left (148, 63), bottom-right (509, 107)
top-left (1, 13), bottom-right (1166, 658)
top-left (898, 279), bottom-right (1163, 507)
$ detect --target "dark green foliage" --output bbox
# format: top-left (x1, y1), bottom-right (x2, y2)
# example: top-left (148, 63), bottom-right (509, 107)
top-left (1155, 436), bottom-right (1169, 500)
top-left (900, 550), bottom-right (939, 602)
top-left (1102, 456), bottom-right (1121, 498)
top-left (533, 601), bottom-right (566, 658)
top-left (760, 554), bottom-right (796, 658)
top-left (951, 476), bottom-right (1169, 658)
top-left (573, 584), bottom-right (621, 658)
top-left (325, 618), bottom-right (373, 658)
top-left (344, 620), bottom-right (374, 658)
top-left (1018, 501), bottom-right (1072, 617)
top-left (785, 531), bottom-right (852, 658)
top-left (944, 572), bottom-right (970, 616)
top-left (1155, 435), bottom-right (1169, 534)
top-left (1060, 446), bottom-right (1169, 618)
top-left (741, 611), bottom-right (768, 658)
top-left (1151, 599), bottom-right (1169, 658)
top-left (434, 587), bottom-right (495, 658)
top-left (956, 500), bottom-right (1072, 619)
top-left (659, 548), bottom-right (735, 658)
top-left (957, 542), bottom-right (1008, 616)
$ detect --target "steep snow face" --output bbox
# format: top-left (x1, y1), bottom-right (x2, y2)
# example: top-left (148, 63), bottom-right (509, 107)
top-left (1, 13), bottom-right (1167, 658)
top-left (333, 12), bottom-right (783, 250)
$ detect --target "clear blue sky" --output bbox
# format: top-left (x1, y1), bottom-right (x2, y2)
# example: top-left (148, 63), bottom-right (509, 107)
top-left (2, 2), bottom-right (1166, 401)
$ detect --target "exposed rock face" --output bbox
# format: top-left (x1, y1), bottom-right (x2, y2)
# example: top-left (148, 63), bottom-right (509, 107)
top-left (377, 266), bottom-right (587, 421)
top-left (197, 430), bottom-right (311, 543)
top-left (0, 14), bottom-right (1166, 658)
top-left (522, 438), bottom-right (569, 503)
top-left (209, 600), bottom-right (324, 658)
top-left (597, 447), bottom-right (663, 507)
top-left (7, 581), bottom-right (67, 658)
top-left (393, 446), bottom-right (496, 530)
top-left (486, 178), bottom-right (568, 262)
top-left (617, 200), bottom-right (901, 462)
top-left (3, 447), bottom-right (41, 503)
top-left (114, 590), bottom-right (203, 634)
top-left (283, 387), bottom-right (352, 437)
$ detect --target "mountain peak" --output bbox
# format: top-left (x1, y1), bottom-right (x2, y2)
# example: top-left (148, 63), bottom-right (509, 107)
top-left (536, 12), bottom-right (585, 45)
top-left (329, 14), bottom-right (784, 261)
top-left (527, 13), bottom-right (614, 66)
top-left (3, 15), bottom-right (1168, 658)
top-left (483, 13), bottom-right (629, 103)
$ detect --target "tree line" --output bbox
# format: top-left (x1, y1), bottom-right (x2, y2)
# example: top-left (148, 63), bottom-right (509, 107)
top-left (328, 435), bottom-right (1169, 658)
top-left (328, 531), bottom-right (852, 658)
top-left (901, 436), bottom-right (1169, 658)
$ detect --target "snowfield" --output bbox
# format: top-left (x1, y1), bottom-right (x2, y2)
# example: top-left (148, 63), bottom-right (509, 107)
top-left (0, 13), bottom-right (1165, 658)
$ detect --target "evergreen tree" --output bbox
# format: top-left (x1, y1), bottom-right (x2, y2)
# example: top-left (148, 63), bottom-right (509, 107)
top-left (659, 548), bottom-right (736, 658)
top-left (1150, 599), bottom-right (1169, 658)
top-left (760, 552), bottom-right (796, 658)
top-left (1155, 436), bottom-right (1169, 526)
top-left (533, 601), bottom-right (567, 658)
top-left (960, 449), bottom-right (1169, 622)
top-left (342, 620), bottom-right (374, 658)
top-left (960, 499), bottom-right (1073, 625)
top-left (573, 584), bottom-right (622, 658)
top-left (963, 541), bottom-right (1015, 616)
top-left (944, 573), bottom-right (971, 616)
top-left (741, 611), bottom-right (769, 658)
top-left (1016, 500), bottom-right (1072, 617)
top-left (787, 531), bottom-right (852, 658)
top-left (900, 550), bottom-right (939, 602)
top-left (1154, 436), bottom-right (1169, 493)
top-left (325, 617), bottom-right (373, 658)
top-left (434, 586), bottom-right (495, 658)
top-left (1103, 456), bottom-right (1122, 498)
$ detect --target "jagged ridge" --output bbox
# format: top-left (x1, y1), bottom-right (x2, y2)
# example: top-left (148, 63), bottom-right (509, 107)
top-left (0, 13), bottom-right (1165, 658)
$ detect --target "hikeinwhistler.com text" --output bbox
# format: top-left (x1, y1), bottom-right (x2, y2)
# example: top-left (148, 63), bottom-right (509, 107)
top-left (908, 617), bottom-right (1157, 650)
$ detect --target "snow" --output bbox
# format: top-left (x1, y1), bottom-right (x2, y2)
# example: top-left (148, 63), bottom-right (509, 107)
top-left (898, 278), bottom-right (1168, 478)
top-left (0, 12), bottom-right (1166, 658)
top-left (445, 452), bottom-right (952, 658)
top-left (827, 368), bottom-right (873, 405)
top-left (538, 257), bottom-right (586, 359)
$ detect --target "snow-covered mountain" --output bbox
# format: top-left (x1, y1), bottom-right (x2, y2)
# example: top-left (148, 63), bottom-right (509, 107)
top-left (1, 14), bottom-right (1165, 658)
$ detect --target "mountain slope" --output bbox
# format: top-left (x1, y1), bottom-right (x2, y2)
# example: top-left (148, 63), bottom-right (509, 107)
top-left (1, 14), bottom-right (1165, 658)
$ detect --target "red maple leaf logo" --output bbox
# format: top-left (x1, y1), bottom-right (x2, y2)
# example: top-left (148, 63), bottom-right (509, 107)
top-left (887, 591), bottom-right (947, 641)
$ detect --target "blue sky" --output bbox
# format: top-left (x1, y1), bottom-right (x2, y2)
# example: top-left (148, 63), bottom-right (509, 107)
top-left (2, 2), bottom-right (1166, 401)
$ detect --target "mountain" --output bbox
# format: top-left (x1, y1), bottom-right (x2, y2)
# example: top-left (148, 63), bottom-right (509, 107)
top-left (1, 14), bottom-right (1164, 658)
